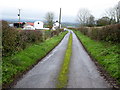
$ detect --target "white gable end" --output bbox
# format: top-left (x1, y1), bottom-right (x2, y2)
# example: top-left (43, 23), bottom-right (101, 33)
top-left (34, 21), bottom-right (44, 29)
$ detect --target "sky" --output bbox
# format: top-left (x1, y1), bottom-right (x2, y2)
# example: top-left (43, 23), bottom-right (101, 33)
top-left (0, 0), bottom-right (120, 23)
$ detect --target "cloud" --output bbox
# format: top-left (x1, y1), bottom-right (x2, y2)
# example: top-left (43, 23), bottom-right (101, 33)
top-left (0, 0), bottom-right (119, 22)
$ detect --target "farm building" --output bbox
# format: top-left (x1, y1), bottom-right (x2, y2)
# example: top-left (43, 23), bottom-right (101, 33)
top-left (34, 21), bottom-right (44, 29)
top-left (13, 22), bottom-right (25, 28)
top-left (52, 21), bottom-right (60, 30)
top-left (24, 22), bottom-right (34, 26)
top-left (23, 22), bottom-right (35, 30)
top-left (10, 21), bottom-right (49, 30)
top-left (23, 25), bottom-right (35, 30)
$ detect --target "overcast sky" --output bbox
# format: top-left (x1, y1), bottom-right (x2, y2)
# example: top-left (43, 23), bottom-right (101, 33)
top-left (0, 0), bottom-right (120, 22)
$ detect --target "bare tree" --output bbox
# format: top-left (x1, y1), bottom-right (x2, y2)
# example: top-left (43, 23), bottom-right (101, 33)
top-left (118, 1), bottom-right (120, 21)
top-left (45, 12), bottom-right (54, 29)
top-left (105, 1), bottom-right (120, 23)
top-left (105, 7), bottom-right (116, 24)
top-left (77, 8), bottom-right (91, 26)
top-left (115, 3), bottom-right (120, 23)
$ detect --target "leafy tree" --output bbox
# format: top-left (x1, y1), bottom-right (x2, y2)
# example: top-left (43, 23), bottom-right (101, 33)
top-left (97, 17), bottom-right (110, 26)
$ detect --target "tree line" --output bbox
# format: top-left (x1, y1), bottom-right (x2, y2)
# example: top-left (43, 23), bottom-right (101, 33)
top-left (77, 1), bottom-right (120, 26)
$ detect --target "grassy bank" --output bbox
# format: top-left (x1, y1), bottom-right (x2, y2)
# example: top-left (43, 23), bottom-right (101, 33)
top-left (2, 31), bottom-right (67, 86)
top-left (73, 30), bottom-right (120, 84)
top-left (56, 33), bottom-right (72, 88)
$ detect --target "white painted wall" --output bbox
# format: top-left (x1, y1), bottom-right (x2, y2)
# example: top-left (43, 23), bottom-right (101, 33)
top-left (23, 25), bottom-right (35, 30)
top-left (34, 21), bottom-right (44, 29)
top-left (52, 22), bottom-right (60, 30)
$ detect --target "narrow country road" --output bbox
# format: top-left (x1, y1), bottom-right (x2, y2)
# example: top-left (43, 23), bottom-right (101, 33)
top-left (14, 32), bottom-right (70, 88)
top-left (14, 30), bottom-right (110, 88)
top-left (67, 30), bottom-right (110, 88)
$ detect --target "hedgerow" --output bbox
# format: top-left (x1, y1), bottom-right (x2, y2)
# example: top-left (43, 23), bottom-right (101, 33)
top-left (69, 24), bottom-right (120, 43)
top-left (2, 21), bottom-right (63, 57)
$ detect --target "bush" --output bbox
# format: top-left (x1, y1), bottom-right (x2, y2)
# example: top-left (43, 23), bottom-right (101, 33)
top-left (2, 21), bottom-right (18, 56)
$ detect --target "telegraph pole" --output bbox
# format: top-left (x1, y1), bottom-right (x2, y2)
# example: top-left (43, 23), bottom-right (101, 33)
top-left (59, 8), bottom-right (61, 29)
top-left (18, 9), bottom-right (21, 28)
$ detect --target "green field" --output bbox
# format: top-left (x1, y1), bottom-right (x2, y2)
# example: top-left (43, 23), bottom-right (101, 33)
top-left (2, 31), bottom-right (67, 86)
top-left (73, 30), bottom-right (120, 84)
top-left (56, 33), bottom-right (72, 88)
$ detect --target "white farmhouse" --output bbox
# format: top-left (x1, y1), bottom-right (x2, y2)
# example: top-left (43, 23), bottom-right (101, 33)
top-left (34, 21), bottom-right (44, 29)
top-left (52, 21), bottom-right (60, 30)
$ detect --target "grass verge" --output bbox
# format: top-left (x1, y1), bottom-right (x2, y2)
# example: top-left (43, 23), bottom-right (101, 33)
top-left (2, 31), bottom-right (67, 87)
top-left (73, 30), bottom-right (120, 85)
top-left (56, 33), bottom-right (72, 88)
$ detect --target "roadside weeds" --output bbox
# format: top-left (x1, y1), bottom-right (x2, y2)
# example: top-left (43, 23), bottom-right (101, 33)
top-left (56, 33), bottom-right (72, 88)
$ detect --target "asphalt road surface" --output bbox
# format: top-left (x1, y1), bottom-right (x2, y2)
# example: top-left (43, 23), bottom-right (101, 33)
top-left (67, 30), bottom-right (110, 88)
top-left (14, 32), bottom-right (70, 88)
top-left (14, 30), bottom-right (110, 88)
